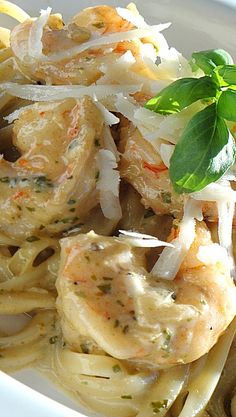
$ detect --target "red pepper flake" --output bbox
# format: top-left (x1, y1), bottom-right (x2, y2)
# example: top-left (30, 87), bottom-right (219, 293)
top-left (18, 159), bottom-right (28, 167)
top-left (143, 161), bottom-right (168, 175)
top-left (39, 111), bottom-right (45, 116)
top-left (68, 126), bottom-right (79, 139)
top-left (12, 190), bottom-right (29, 200)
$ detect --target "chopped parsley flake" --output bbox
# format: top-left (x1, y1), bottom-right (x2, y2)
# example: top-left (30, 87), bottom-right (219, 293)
top-left (68, 139), bottom-right (78, 151)
top-left (67, 199), bottom-right (76, 205)
top-left (80, 343), bottom-right (90, 354)
top-left (93, 21), bottom-right (105, 28)
top-left (26, 236), bottom-right (40, 242)
top-left (97, 283), bottom-right (111, 294)
top-left (91, 274), bottom-right (97, 281)
top-left (114, 319), bottom-right (120, 328)
top-left (49, 335), bottom-right (58, 344)
top-left (151, 399), bottom-right (168, 413)
top-left (121, 395), bottom-right (132, 400)
top-left (144, 208), bottom-right (155, 218)
top-left (160, 191), bottom-right (172, 204)
top-left (94, 138), bottom-right (100, 147)
top-left (123, 325), bottom-right (129, 334)
top-left (112, 364), bottom-right (121, 373)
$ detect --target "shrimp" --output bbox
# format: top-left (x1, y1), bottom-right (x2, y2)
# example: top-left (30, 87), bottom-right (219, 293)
top-left (119, 123), bottom-right (184, 218)
top-left (0, 96), bottom-right (104, 239)
top-left (10, 6), bottom-right (147, 85)
top-left (119, 123), bottom-right (221, 222)
top-left (56, 222), bottom-right (236, 367)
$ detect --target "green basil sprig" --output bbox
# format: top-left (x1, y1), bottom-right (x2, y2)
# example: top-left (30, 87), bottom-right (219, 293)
top-left (144, 76), bottom-right (217, 115)
top-left (144, 48), bottom-right (236, 194)
top-left (191, 49), bottom-right (233, 75)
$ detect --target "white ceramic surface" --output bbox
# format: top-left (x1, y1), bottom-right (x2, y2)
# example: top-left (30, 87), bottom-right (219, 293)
top-left (0, 1), bottom-right (235, 416)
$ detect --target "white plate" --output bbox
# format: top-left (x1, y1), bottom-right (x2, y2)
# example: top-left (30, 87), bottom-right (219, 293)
top-left (0, 1), bottom-right (235, 416)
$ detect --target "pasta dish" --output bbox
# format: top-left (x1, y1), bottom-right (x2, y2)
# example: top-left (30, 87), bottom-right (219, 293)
top-left (0, 1), bottom-right (236, 416)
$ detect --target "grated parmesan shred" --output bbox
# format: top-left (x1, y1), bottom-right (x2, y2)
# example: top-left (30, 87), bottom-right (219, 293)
top-left (0, 82), bottom-right (142, 101)
top-left (28, 8), bottom-right (51, 59)
top-left (152, 198), bottom-right (203, 280)
top-left (40, 24), bottom-right (171, 62)
top-left (96, 150), bottom-right (122, 221)
top-left (119, 230), bottom-right (173, 248)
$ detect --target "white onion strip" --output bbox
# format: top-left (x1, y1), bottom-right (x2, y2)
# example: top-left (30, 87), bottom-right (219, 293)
top-left (0, 82), bottom-right (142, 101)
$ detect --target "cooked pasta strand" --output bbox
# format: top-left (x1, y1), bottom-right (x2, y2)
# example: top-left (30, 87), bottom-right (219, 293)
top-left (0, 1), bottom-right (29, 22)
top-left (0, 291), bottom-right (55, 314)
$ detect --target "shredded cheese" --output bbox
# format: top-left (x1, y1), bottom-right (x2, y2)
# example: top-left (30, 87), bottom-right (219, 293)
top-left (152, 198), bottom-right (202, 280)
top-left (102, 126), bottom-right (120, 162)
top-left (28, 7), bottom-right (51, 59)
top-left (116, 7), bottom-right (148, 28)
top-left (41, 24), bottom-right (171, 62)
top-left (96, 150), bottom-right (122, 220)
top-left (119, 230), bottom-right (173, 248)
top-left (0, 82), bottom-right (142, 101)
top-left (94, 102), bottom-right (120, 126)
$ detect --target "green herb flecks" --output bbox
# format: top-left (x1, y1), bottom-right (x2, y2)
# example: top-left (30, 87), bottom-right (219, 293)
top-left (145, 48), bottom-right (236, 194)
top-left (97, 283), bottom-right (111, 294)
top-left (26, 236), bottom-right (40, 242)
top-left (112, 364), bottom-right (121, 373)
top-left (151, 399), bottom-right (168, 414)
top-left (49, 335), bottom-right (58, 344)
top-left (94, 138), bottom-right (101, 147)
top-left (93, 21), bottom-right (105, 29)
top-left (67, 199), bottom-right (76, 205)
top-left (160, 191), bottom-right (172, 204)
top-left (121, 395), bottom-right (132, 400)
top-left (33, 176), bottom-right (53, 190)
top-left (80, 343), bottom-right (90, 354)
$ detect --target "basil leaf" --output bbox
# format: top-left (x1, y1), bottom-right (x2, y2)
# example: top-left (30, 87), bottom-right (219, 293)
top-left (144, 76), bottom-right (217, 115)
top-left (218, 90), bottom-right (236, 122)
top-left (169, 103), bottom-right (236, 193)
top-left (217, 65), bottom-right (236, 86)
top-left (191, 49), bottom-right (233, 75)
